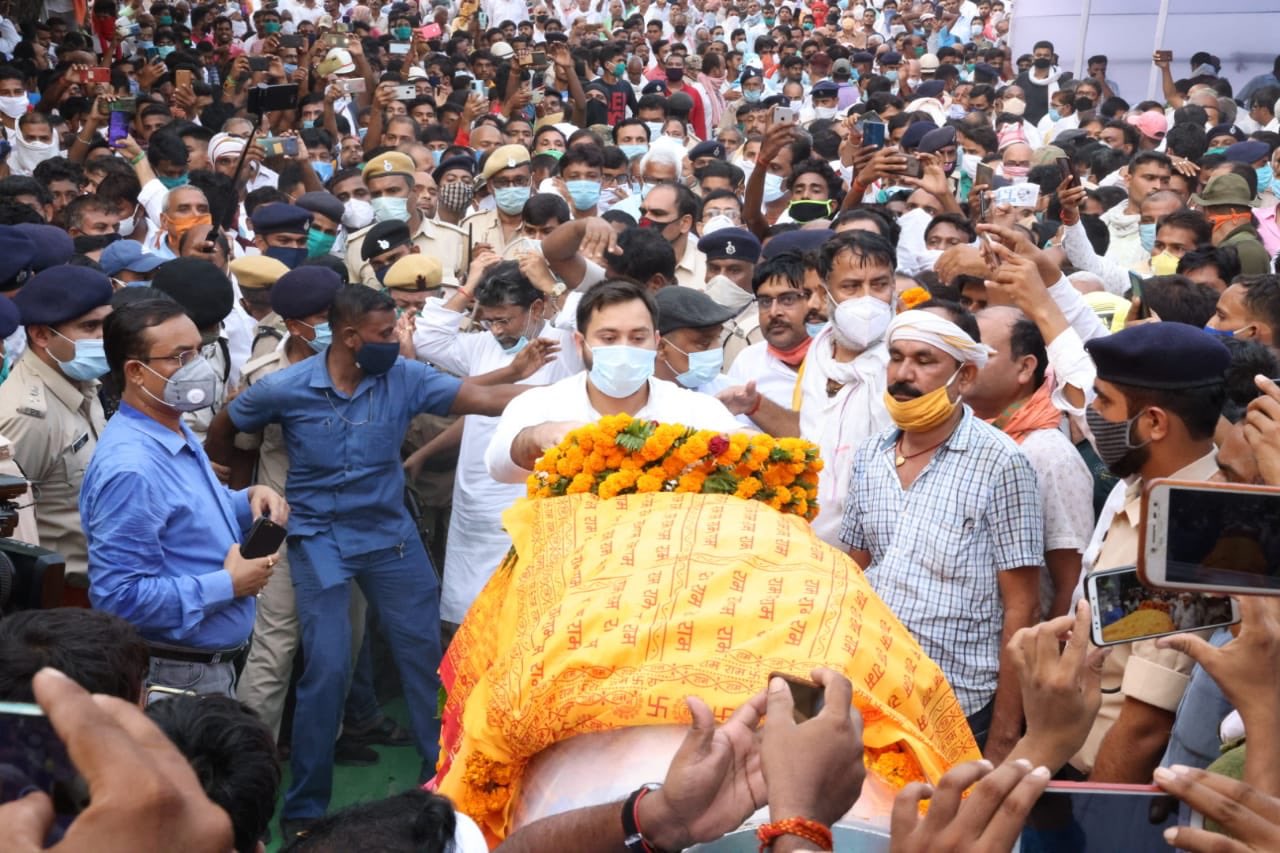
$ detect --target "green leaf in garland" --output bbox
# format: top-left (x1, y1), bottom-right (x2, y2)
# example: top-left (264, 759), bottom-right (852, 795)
top-left (616, 418), bottom-right (656, 453)
top-left (703, 470), bottom-right (738, 494)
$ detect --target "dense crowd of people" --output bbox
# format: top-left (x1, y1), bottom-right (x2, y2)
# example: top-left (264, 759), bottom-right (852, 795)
top-left (0, 0), bottom-right (1279, 849)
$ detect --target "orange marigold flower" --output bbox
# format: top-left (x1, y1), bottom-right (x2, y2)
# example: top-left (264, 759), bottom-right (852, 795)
top-left (900, 286), bottom-right (932, 311)
top-left (735, 476), bottom-right (763, 499)
top-left (636, 473), bottom-right (664, 493)
top-left (676, 471), bottom-right (707, 492)
top-left (566, 473), bottom-right (595, 494)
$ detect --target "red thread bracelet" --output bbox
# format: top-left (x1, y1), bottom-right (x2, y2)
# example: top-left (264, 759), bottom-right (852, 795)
top-left (756, 816), bottom-right (833, 851)
top-left (748, 394), bottom-right (763, 417)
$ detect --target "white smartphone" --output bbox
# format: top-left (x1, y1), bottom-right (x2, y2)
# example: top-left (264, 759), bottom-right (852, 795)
top-left (340, 77), bottom-right (367, 94)
top-left (389, 41), bottom-right (411, 55)
top-left (1141, 478), bottom-right (1280, 596)
top-left (1087, 565), bottom-right (1240, 647)
top-left (774, 106), bottom-right (796, 126)
top-left (391, 84), bottom-right (417, 101)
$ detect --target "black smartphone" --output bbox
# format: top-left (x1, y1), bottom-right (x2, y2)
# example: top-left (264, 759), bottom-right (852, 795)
top-left (247, 83), bottom-right (300, 115)
top-left (279, 34), bottom-right (303, 48)
top-left (1128, 271), bottom-right (1149, 318)
top-left (240, 516), bottom-right (287, 559)
top-left (975, 161), bottom-right (995, 188)
top-left (248, 55), bottom-right (271, 73)
top-left (768, 672), bottom-right (825, 722)
top-left (901, 155), bottom-right (923, 179)
top-left (0, 701), bottom-right (88, 835)
top-left (1056, 155), bottom-right (1077, 188)
top-left (862, 120), bottom-right (885, 149)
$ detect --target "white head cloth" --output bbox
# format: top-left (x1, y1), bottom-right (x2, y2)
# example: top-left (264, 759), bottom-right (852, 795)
top-left (886, 309), bottom-right (996, 368)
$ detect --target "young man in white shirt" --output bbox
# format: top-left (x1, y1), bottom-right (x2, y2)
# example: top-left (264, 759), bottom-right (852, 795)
top-left (486, 279), bottom-right (742, 484)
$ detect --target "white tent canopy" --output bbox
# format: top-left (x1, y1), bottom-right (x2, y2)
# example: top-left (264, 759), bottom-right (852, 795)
top-left (1011, 0), bottom-right (1280, 104)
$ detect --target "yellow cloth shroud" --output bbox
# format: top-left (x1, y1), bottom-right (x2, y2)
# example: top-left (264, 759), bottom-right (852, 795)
top-left (431, 492), bottom-right (980, 843)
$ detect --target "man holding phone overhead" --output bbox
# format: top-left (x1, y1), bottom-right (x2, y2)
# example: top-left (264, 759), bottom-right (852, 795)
top-left (1071, 323), bottom-right (1231, 782)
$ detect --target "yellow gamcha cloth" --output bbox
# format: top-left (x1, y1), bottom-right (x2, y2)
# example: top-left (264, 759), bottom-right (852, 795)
top-left (431, 492), bottom-right (980, 844)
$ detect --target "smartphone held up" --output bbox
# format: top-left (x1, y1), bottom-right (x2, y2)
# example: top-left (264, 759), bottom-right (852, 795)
top-left (1086, 566), bottom-right (1238, 647)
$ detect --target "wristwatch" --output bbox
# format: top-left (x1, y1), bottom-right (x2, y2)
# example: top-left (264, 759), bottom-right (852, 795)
top-left (549, 281), bottom-right (566, 298)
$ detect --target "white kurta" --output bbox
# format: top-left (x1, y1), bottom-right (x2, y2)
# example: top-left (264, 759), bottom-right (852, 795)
top-left (413, 300), bottom-right (582, 623)
top-left (485, 373), bottom-right (744, 485)
top-left (725, 339), bottom-right (803, 414)
top-left (797, 327), bottom-right (892, 547)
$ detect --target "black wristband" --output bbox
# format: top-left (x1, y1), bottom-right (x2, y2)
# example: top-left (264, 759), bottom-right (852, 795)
top-left (621, 783), bottom-right (669, 853)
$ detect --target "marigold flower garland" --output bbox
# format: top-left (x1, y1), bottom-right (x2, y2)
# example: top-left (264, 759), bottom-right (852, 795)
top-left (526, 414), bottom-right (823, 520)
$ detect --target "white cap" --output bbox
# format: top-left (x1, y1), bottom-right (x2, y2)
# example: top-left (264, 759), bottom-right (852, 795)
top-left (919, 53), bottom-right (939, 72)
top-left (407, 66), bottom-right (428, 81)
top-left (320, 48), bottom-right (356, 75)
top-left (490, 41), bottom-right (515, 60)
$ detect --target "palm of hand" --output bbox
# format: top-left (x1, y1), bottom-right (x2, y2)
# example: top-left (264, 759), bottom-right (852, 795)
top-left (664, 717), bottom-right (765, 842)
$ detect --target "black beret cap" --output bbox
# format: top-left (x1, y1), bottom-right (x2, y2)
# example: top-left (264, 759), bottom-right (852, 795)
top-left (295, 191), bottom-right (346, 225)
top-left (697, 227), bottom-right (762, 264)
top-left (0, 226), bottom-right (37, 291)
top-left (0, 294), bottom-right (18, 337)
top-left (150, 258), bottom-right (235, 330)
top-left (761, 228), bottom-right (835, 260)
top-left (249, 203), bottom-right (313, 236)
top-left (13, 265), bottom-right (113, 326)
top-left (1084, 322), bottom-right (1231, 390)
top-left (361, 219), bottom-right (413, 260)
top-left (270, 266), bottom-right (343, 320)
top-left (14, 224), bottom-right (74, 271)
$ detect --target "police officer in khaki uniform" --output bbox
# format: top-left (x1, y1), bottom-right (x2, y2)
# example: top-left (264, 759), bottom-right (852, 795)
top-left (0, 297), bottom-right (40, 548)
top-left (344, 152), bottom-right (468, 290)
top-left (1068, 324), bottom-right (1232, 782)
top-left (383, 254), bottom-right (460, 571)
top-left (0, 266), bottom-right (114, 586)
top-left (234, 266), bottom-right (351, 740)
top-left (460, 144), bottom-right (533, 256)
top-left (696, 228), bottom-right (763, 370)
top-left (229, 255), bottom-right (291, 362)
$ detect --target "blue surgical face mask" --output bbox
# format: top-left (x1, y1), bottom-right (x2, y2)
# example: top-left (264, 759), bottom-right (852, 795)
top-left (371, 196), bottom-right (410, 223)
top-left (884, 69), bottom-right (899, 83)
top-left (357, 127), bottom-right (369, 140)
top-left (644, 120), bottom-right (664, 139)
top-left (805, 321), bottom-right (827, 338)
top-left (665, 343), bottom-right (723, 388)
top-left (762, 172), bottom-right (786, 203)
top-left (52, 332), bottom-right (109, 381)
top-left (157, 44), bottom-right (175, 58)
top-left (641, 181), bottom-right (658, 199)
top-left (619, 143), bottom-right (648, 160)
top-left (312, 160), bottom-right (334, 182)
top-left (284, 63), bottom-right (298, 76)
top-left (302, 320), bottom-right (332, 352)
top-left (1048, 108), bottom-right (1062, 122)
top-left (494, 185), bottom-right (531, 215)
top-left (1204, 324), bottom-right (1235, 338)
top-left (1138, 222), bottom-right (1157, 254)
top-left (588, 345), bottom-right (655, 398)
top-left (157, 173), bottom-right (189, 190)
top-left (743, 88), bottom-right (762, 103)
top-left (1257, 165), bottom-right (1275, 195)
top-left (502, 336), bottom-right (529, 355)
top-left (566, 179), bottom-right (602, 210)
top-left (849, 68), bottom-right (860, 83)
top-left (302, 118), bottom-right (316, 129)
top-left (431, 148), bottom-right (444, 165)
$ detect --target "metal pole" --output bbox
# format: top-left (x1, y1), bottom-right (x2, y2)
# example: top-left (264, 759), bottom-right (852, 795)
top-left (1073, 0), bottom-right (1093, 81)
top-left (1149, 0), bottom-right (1171, 101)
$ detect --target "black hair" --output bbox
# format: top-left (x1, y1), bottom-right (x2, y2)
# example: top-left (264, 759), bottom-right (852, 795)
top-left (925, 212), bottom-right (976, 244)
top-left (601, 208), bottom-right (637, 227)
top-left (32, 157), bottom-right (86, 191)
top-left (613, 117), bottom-right (649, 143)
top-left (786, 156), bottom-right (843, 204)
top-left (1102, 118), bottom-right (1139, 151)
top-left (1238, 275), bottom-right (1280, 336)
top-left (1178, 245), bottom-right (1241, 284)
top-left (1009, 315), bottom-right (1048, 388)
top-left (0, 609), bottom-right (149, 703)
top-left (147, 696), bottom-right (280, 853)
top-left (330, 281), bottom-right (396, 329)
top-left (833, 207), bottom-right (900, 246)
top-left (1156, 209), bottom-right (1211, 247)
top-left (916, 298), bottom-right (980, 342)
top-left (281, 790), bottom-right (457, 853)
top-left (0, 175), bottom-right (52, 206)
top-left (146, 127), bottom-right (190, 170)
top-left (63, 194), bottom-right (117, 233)
top-left (1220, 337), bottom-right (1280, 424)
top-left (1164, 121), bottom-right (1207, 162)
top-left (751, 252), bottom-right (806, 294)
top-left (558, 142), bottom-right (605, 174)
top-left (1090, 146), bottom-right (1129, 181)
top-left (694, 160), bottom-right (739, 187)
top-left (1130, 150), bottom-right (1172, 173)
top-left (0, 199), bottom-right (44, 225)
top-left (576, 277), bottom-right (659, 334)
top-left (475, 259), bottom-right (542, 308)
top-left (524, 192), bottom-right (571, 226)
top-left (1142, 274), bottom-right (1220, 328)
top-left (102, 294), bottom-right (186, 387)
top-left (1118, 380), bottom-right (1225, 440)
top-left (608, 227), bottom-right (677, 284)
top-left (186, 169), bottom-right (238, 231)
top-left (701, 188), bottom-right (743, 211)
top-left (818, 230), bottom-right (896, 279)
top-left (244, 186), bottom-right (291, 218)
top-left (650, 179), bottom-right (701, 222)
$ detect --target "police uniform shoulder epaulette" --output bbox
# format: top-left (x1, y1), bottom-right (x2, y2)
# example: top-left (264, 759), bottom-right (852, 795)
top-left (15, 380), bottom-right (47, 419)
top-left (347, 223), bottom-right (375, 241)
top-left (432, 218), bottom-right (470, 238)
top-left (241, 350), bottom-right (286, 383)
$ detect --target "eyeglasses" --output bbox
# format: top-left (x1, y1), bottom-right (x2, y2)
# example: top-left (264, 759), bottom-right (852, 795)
top-left (755, 291), bottom-right (806, 310)
top-left (491, 176), bottom-right (531, 190)
top-left (140, 349), bottom-right (201, 368)
top-left (479, 316), bottom-right (523, 331)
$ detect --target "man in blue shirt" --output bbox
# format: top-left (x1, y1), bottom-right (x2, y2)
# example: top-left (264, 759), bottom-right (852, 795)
top-left (82, 294), bottom-right (289, 704)
top-left (206, 285), bottom-right (524, 838)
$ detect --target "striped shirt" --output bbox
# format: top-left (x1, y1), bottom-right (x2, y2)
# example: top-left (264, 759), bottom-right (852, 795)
top-left (840, 406), bottom-right (1044, 715)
